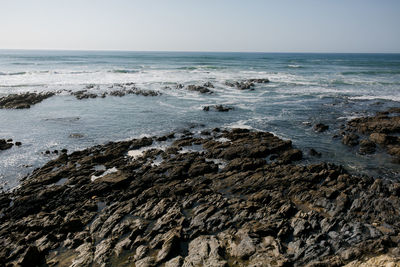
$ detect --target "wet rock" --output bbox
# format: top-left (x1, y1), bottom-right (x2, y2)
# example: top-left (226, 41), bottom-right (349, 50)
top-left (72, 90), bottom-right (97, 99)
top-left (0, 92), bottom-right (55, 109)
top-left (225, 78), bottom-right (269, 90)
top-left (69, 133), bottom-right (84, 139)
top-left (279, 149), bottom-right (303, 163)
top-left (314, 123), bottom-right (329, 133)
top-left (342, 133), bottom-right (359, 146)
top-left (225, 80), bottom-right (254, 90)
top-left (346, 109), bottom-right (400, 162)
top-left (248, 78), bottom-right (270, 83)
top-left (1, 128), bottom-right (399, 266)
top-left (15, 141), bottom-right (22, 146)
top-left (203, 105), bottom-right (233, 112)
top-left (72, 86), bottom-right (160, 100)
top-left (0, 139), bottom-right (13, 150)
top-left (348, 110), bottom-right (400, 134)
top-left (309, 148), bottom-right (321, 157)
top-left (359, 139), bottom-right (376, 154)
top-left (186, 85), bottom-right (213, 94)
top-left (203, 82), bottom-right (214, 88)
top-left (214, 105), bottom-right (233, 112)
top-left (369, 132), bottom-right (396, 145)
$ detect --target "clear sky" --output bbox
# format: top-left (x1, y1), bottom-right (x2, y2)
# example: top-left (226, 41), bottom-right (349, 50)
top-left (1, 0), bottom-right (400, 53)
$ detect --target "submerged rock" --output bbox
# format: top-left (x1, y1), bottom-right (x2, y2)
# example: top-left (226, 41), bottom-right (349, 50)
top-left (314, 123), bottom-right (329, 133)
top-left (359, 139), bottom-right (376, 154)
top-left (225, 78), bottom-right (270, 90)
top-left (186, 85), bottom-right (213, 94)
top-left (342, 133), bottom-right (359, 146)
top-left (203, 105), bottom-right (234, 112)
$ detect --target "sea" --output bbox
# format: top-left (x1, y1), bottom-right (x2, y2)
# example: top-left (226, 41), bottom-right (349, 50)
top-left (0, 50), bottom-right (400, 190)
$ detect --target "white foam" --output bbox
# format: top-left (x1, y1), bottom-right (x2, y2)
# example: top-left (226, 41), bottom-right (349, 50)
top-left (91, 167), bottom-right (118, 182)
top-left (127, 149), bottom-right (146, 158)
top-left (216, 137), bottom-right (231, 143)
top-left (349, 95), bottom-right (400, 102)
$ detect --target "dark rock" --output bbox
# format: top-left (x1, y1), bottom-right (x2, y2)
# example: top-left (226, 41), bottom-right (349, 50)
top-left (225, 80), bottom-right (254, 90)
top-left (314, 123), bottom-right (329, 133)
top-left (0, 92), bottom-right (55, 109)
top-left (359, 139), bottom-right (376, 154)
top-left (186, 85), bottom-right (213, 94)
top-left (309, 148), bottom-right (322, 157)
top-left (225, 78), bottom-right (269, 90)
top-left (18, 246), bottom-right (44, 267)
top-left (0, 139), bottom-right (13, 150)
top-left (69, 133), bottom-right (84, 139)
top-left (203, 106), bottom-right (210, 111)
top-left (214, 105), bottom-right (233, 112)
top-left (15, 141), bottom-right (22, 146)
top-left (1, 128), bottom-right (399, 266)
top-left (203, 82), bottom-right (214, 88)
top-left (279, 149), bottom-right (303, 163)
top-left (342, 133), bottom-right (359, 146)
top-left (248, 78), bottom-right (270, 83)
top-left (72, 90), bottom-right (98, 99)
top-left (369, 133), bottom-right (396, 145)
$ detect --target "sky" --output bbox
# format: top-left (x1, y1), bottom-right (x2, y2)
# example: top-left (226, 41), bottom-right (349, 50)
top-left (1, 0), bottom-right (400, 53)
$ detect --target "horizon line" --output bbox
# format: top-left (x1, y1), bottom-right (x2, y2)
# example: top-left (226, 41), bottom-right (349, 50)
top-left (1, 48), bottom-right (400, 54)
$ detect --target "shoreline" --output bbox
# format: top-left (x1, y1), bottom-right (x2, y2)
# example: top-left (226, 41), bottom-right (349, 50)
top-left (1, 124), bottom-right (399, 266)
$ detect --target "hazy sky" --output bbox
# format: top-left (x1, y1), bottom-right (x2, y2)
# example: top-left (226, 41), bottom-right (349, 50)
top-left (1, 0), bottom-right (400, 52)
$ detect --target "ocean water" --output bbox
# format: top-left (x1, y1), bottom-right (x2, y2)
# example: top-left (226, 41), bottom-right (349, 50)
top-left (0, 50), bottom-right (400, 190)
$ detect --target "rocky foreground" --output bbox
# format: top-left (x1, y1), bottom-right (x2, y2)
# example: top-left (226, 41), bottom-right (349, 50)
top-left (0, 129), bottom-right (400, 266)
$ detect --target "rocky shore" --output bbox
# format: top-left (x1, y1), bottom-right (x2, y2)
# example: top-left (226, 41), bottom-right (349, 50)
top-left (0, 92), bottom-right (55, 109)
top-left (341, 108), bottom-right (400, 162)
top-left (1, 128), bottom-right (399, 266)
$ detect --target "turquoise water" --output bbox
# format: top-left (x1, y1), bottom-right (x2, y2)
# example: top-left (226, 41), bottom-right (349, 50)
top-left (0, 50), bottom-right (400, 190)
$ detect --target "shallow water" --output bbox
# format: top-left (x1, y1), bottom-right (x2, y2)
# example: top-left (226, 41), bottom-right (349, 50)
top-left (0, 50), bottom-right (400, 190)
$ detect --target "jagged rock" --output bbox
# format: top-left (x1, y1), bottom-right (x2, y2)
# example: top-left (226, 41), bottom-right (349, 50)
top-left (0, 129), bottom-right (399, 267)
top-left (18, 246), bottom-right (44, 267)
top-left (0, 139), bottom-right (13, 150)
top-left (342, 133), bottom-right (359, 146)
top-left (214, 105), bottom-right (233, 112)
top-left (182, 236), bottom-right (227, 267)
top-left (279, 149), bottom-right (303, 163)
top-left (359, 139), bottom-right (376, 154)
top-left (69, 133), bottom-right (84, 138)
top-left (314, 123), bottom-right (329, 133)
top-left (186, 85), bottom-right (213, 94)
top-left (0, 92), bottom-right (55, 109)
top-left (203, 82), bottom-right (214, 88)
top-left (309, 148), bottom-right (321, 157)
